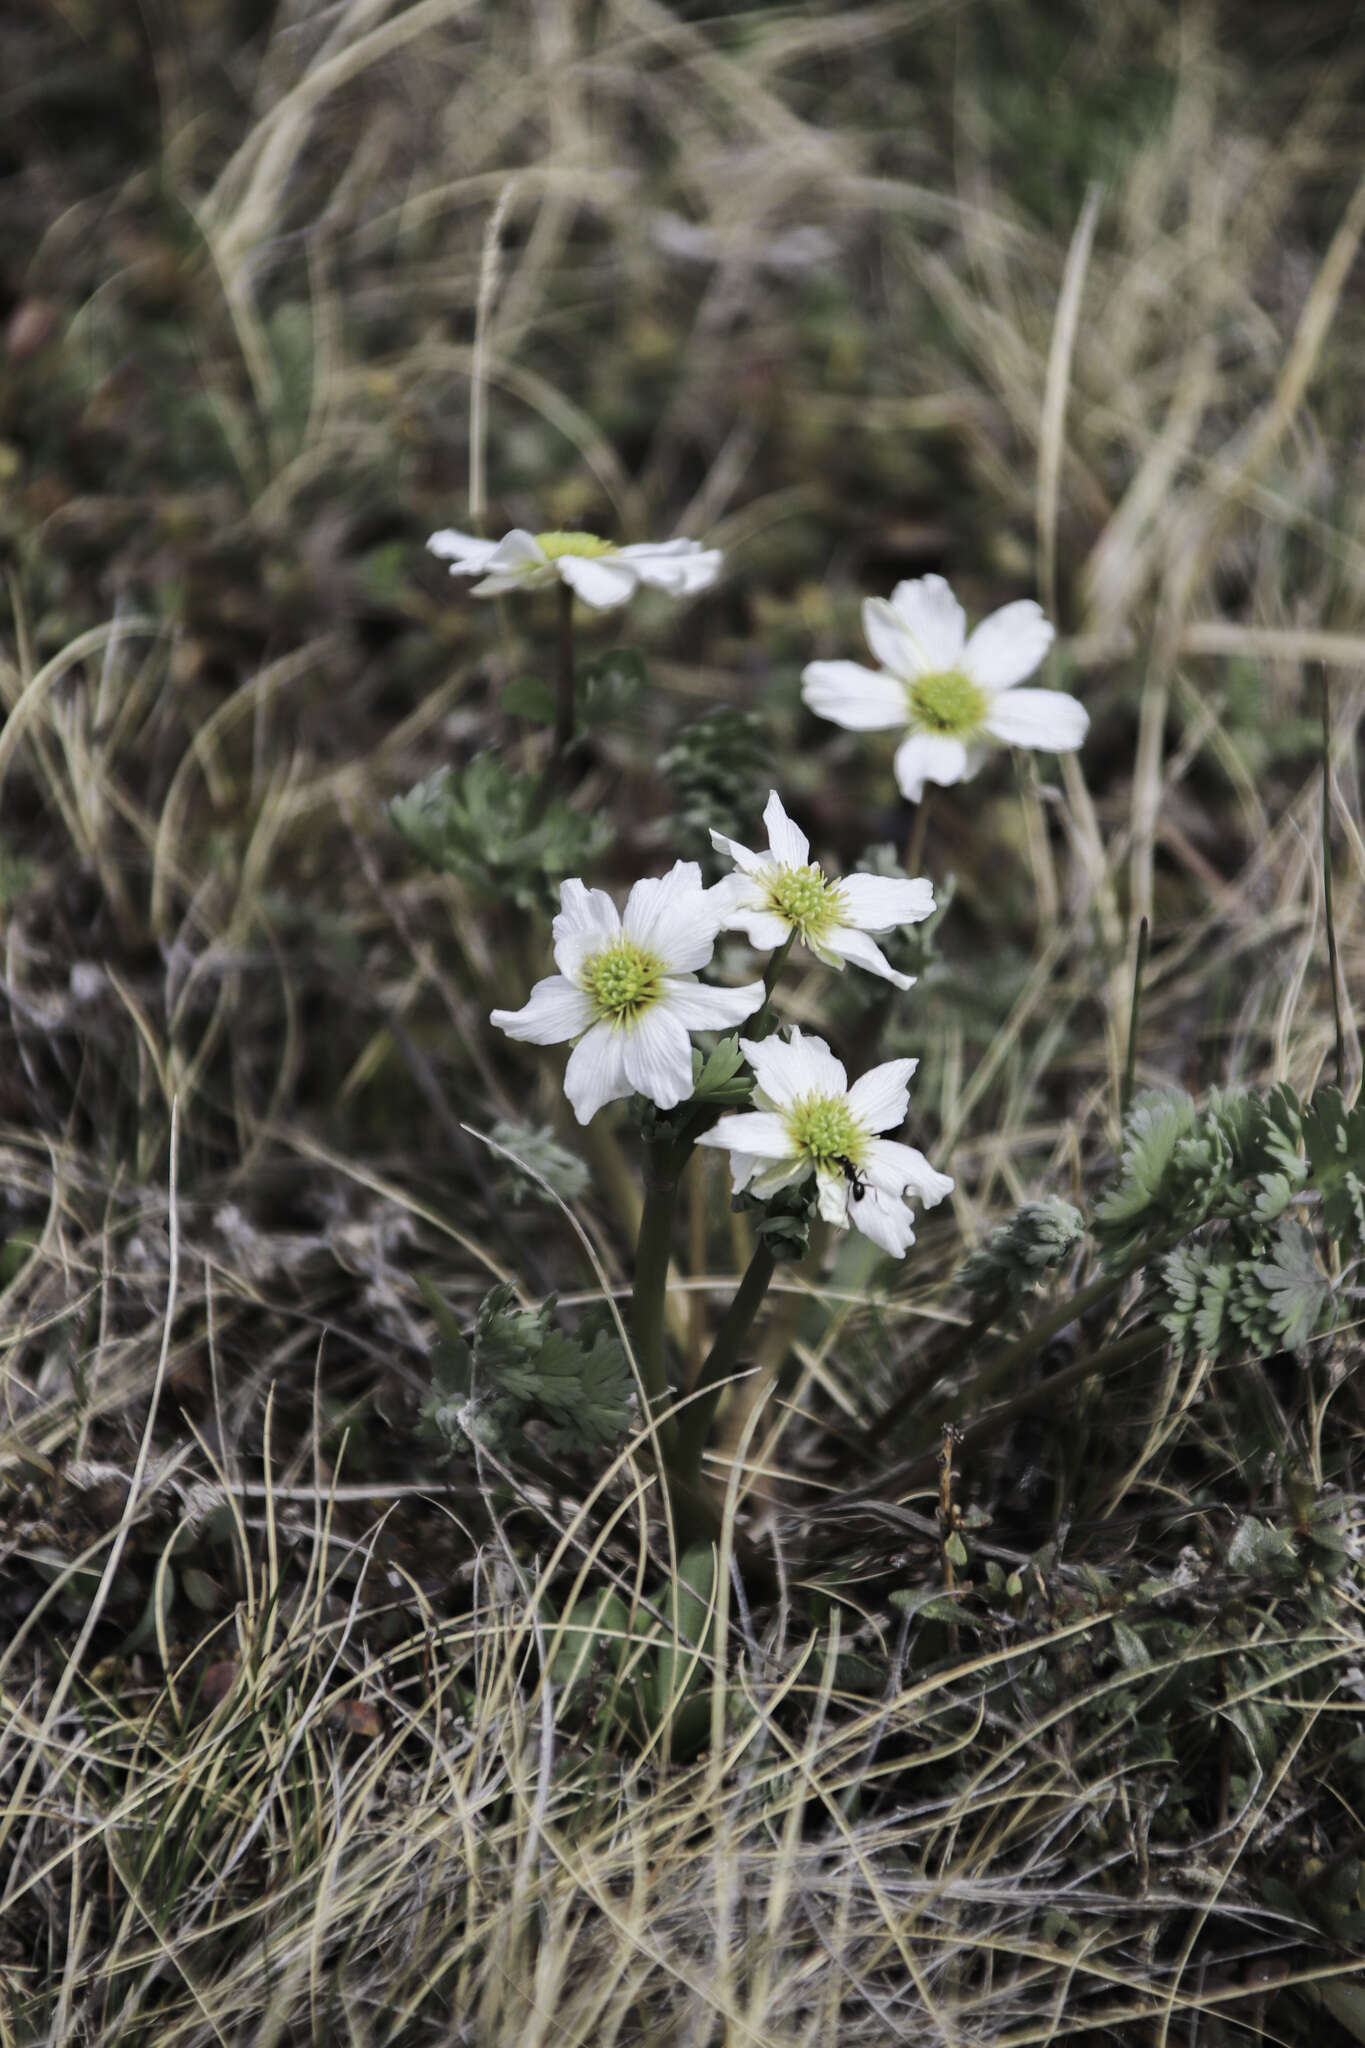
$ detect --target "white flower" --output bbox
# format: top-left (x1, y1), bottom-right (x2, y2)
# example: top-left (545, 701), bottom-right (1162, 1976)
top-left (490, 862), bottom-right (764, 1124)
top-left (697, 1027), bottom-right (952, 1259)
top-left (427, 527), bottom-right (722, 610)
top-left (801, 575), bottom-right (1088, 802)
top-left (709, 790), bottom-right (934, 991)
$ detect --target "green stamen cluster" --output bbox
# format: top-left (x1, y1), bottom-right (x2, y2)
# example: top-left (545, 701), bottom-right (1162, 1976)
top-left (785, 1094), bottom-right (863, 1169)
top-left (906, 669), bottom-right (987, 738)
top-left (534, 530), bottom-right (616, 561)
top-left (764, 864), bottom-right (844, 941)
top-left (582, 939), bottom-right (664, 1026)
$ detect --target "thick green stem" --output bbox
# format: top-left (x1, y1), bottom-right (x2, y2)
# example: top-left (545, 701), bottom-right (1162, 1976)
top-left (739, 932), bottom-right (795, 1043)
top-left (526, 582), bottom-right (577, 826)
top-left (629, 1140), bottom-right (684, 1456)
top-left (674, 1240), bottom-right (777, 1479)
top-left (552, 578), bottom-right (575, 767)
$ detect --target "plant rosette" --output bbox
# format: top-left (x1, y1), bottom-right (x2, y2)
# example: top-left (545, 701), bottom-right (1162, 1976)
top-left (428, 528), bottom-right (722, 609)
top-left (801, 574), bottom-right (1087, 801)
top-left (491, 862), bottom-right (764, 1124)
top-left (709, 789), bottom-right (934, 990)
top-left (698, 1027), bottom-right (953, 1257)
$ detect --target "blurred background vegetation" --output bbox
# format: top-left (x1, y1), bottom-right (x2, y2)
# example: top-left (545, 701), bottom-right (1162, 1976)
top-left (1, 2), bottom-right (1363, 2042)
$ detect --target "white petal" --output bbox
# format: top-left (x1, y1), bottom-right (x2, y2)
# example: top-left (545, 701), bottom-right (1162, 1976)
top-left (835, 873), bottom-right (935, 931)
top-left (962, 600), bottom-right (1054, 692)
top-left (719, 906), bottom-right (793, 952)
top-left (552, 879), bottom-right (621, 980)
top-left (846, 1059), bottom-right (918, 1132)
top-left (490, 976), bottom-right (593, 1045)
top-left (750, 1157), bottom-right (809, 1197)
top-left (472, 564), bottom-right (555, 594)
top-left (862, 597), bottom-right (927, 680)
top-left (708, 832), bottom-right (767, 879)
top-left (427, 529), bottom-right (499, 570)
top-left (816, 1168), bottom-right (850, 1227)
top-left (616, 541), bottom-right (723, 594)
top-left (697, 1111), bottom-right (793, 1161)
top-left (621, 1008), bottom-right (694, 1110)
top-left (761, 790), bottom-right (809, 868)
top-left (866, 1139), bottom-right (954, 1208)
top-left (723, 1151), bottom-right (762, 1193)
top-left (563, 1024), bottom-right (630, 1123)
top-left (558, 555), bottom-right (639, 609)
top-left (740, 1027), bottom-right (846, 1111)
top-left (851, 1190), bottom-right (916, 1258)
top-left (471, 532), bottom-right (555, 593)
top-left (886, 576), bottom-right (967, 670)
top-left (893, 733), bottom-right (971, 802)
top-left (801, 660), bottom-right (908, 732)
top-left (819, 926), bottom-right (913, 989)
top-left (983, 689), bottom-right (1089, 752)
top-left (623, 862), bottom-right (717, 971)
top-left (706, 870), bottom-right (764, 917)
top-left (659, 976), bottom-right (765, 1030)
top-left (482, 529), bottom-right (547, 572)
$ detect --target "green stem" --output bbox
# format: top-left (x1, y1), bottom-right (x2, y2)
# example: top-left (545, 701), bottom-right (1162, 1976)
top-left (1320, 666), bottom-right (1346, 1092)
top-left (1121, 914), bottom-right (1150, 1118)
top-left (738, 931), bottom-right (795, 1044)
top-left (905, 1233), bottom-right (1180, 1457)
top-left (629, 1139), bottom-right (684, 1456)
top-left (674, 1240), bottom-right (777, 1479)
top-left (527, 582), bottom-right (577, 827)
top-left (864, 1281), bottom-right (1009, 1447)
top-left (552, 578), bottom-right (576, 766)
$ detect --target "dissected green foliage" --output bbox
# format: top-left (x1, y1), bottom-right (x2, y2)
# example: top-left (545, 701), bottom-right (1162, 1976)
top-left (1093, 1084), bottom-right (1360, 1361)
top-left (488, 1117), bottom-right (592, 1206)
top-left (389, 755), bottom-right (609, 911)
top-left (958, 1193), bottom-right (1085, 1306)
top-left (422, 1279), bottom-right (633, 1456)
top-left (658, 705), bottom-right (773, 865)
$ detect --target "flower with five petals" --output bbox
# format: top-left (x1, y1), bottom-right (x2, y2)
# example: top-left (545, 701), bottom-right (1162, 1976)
top-left (490, 862), bottom-right (763, 1124)
top-left (428, 528), bottom-right (722, 610)
top-left (697, 1027), bottom-right (952, 1258)
top-left (801, 575), bottom-right (1087, 802)
top-left (709, 790), bottom-right (934, 991)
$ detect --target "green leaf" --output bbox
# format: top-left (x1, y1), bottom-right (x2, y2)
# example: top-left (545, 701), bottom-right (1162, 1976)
top-left (1226, 1515), bottom-right (1297, 1575)
top-left (694, 1034), bottom-right (755, 1106)
top-left (389, 757), bottom-right (608, 912)
top-left (1255, 1218), bottom-right (1333, 1351)
top-left (550, 1588), bottom-right (631, 1697)
top-left (1320, 1981), bottom-right (1365, 2045)
top-left (944, 1531), bottom-right (968, 1567)
top-left (1094, 1089), bottom-right (1197, 1236)
top-left (500, 674), bottom-right (557, 722)
top-left (1301, 1087), bottom-right (1365, 1240)
top-left (1111, 1620), bottom-right (1153, 1671)
top-left (957, 1196), bottom-right (1084, 1305)
top-left (577, 646), bottom-right (646, 725)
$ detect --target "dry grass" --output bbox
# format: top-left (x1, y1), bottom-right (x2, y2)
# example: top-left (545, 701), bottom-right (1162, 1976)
top-left (2, 0), bottom-right (1364, 2041)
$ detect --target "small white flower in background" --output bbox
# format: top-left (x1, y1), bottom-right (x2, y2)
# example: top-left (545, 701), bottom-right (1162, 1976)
top-left (801, 574), bottom-right (1087, 802)
top-left (490, 862), bottom-right (764, 1125)
top-left (709, 790), bottom-right (934, 991)
top-left (697, 1027), bottom-right (952, 1259)
top-left (427, 527), bottom-right (722, 610)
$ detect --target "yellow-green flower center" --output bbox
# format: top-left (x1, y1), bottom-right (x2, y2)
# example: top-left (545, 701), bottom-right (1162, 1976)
top-left (906, 669), bottom-right (988, 738)
top-left (764, 864), bottom-right (844, 942)
top-left (785, 1094), bottom-right (863, 1170)
top-left (534, 530), bottom-right (617, 561)
top-left (581, 938), bottom-right (664, 1026)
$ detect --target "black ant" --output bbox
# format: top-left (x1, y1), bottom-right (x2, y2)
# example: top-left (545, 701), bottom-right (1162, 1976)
top-left (833, 1155), bottom-right (868, 1203)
